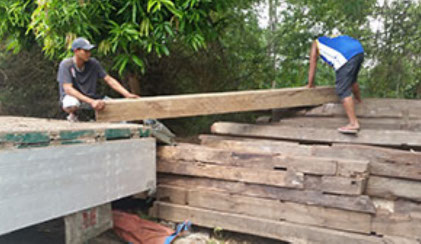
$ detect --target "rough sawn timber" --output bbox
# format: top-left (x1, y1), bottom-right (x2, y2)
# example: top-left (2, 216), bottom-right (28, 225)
top-left (305, 98), bottom-right (421, 119)
top-left (154, 202), bottom-right (406, 244)
top-left (210, 122), bottom-right (421, 147)
top-left (158, 174), bottom-right (376, 214)
top-left (96, 87), bottom-right (338, 122)
top-left (158, 159), bottom-right (304, 188)
top-left (157, 185), bottom-right (372, 234)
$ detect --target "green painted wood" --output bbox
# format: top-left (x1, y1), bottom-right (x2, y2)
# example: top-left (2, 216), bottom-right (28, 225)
top-left (104, 129), bottom-right (132, 140)
top-left (59, 130), bottom-right (95, 140)
top-left (0, 132), bottom-right (50, 148)
top-left (139, 128), bottom-right (151, 137)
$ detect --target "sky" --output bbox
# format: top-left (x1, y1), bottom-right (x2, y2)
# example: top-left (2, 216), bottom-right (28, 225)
top-left (255, 0), bottom-right (405, 32)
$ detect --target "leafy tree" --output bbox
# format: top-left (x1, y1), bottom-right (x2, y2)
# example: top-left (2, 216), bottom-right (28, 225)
top-left (366, 0), bottom-right (421, 98)
top-left (269, 0), bottom-right (377, 89)
top-left (1, 0), bottom-right (257, 93)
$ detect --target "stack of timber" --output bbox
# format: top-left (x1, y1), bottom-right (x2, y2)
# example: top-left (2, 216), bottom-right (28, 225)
top-left (153, 98), bottom-right (421, 244)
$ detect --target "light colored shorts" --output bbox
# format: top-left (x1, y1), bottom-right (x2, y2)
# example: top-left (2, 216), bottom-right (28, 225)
top-left (61, 95), bottom-right (111, 110)
top-left (62, 95), bottom-right (81, 109)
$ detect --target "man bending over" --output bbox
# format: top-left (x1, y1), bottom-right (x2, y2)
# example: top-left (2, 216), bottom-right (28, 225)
top-left (307, 35), bottom-right (364, 134)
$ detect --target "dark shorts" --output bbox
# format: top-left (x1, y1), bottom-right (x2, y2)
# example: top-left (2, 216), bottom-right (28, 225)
top-left (335, 53), bottom-right (364, 99)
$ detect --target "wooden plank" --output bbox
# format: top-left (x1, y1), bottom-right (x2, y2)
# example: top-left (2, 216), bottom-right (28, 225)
top-left (200, 135), bottom-right (421, 166)
top-left (199, 134), bottom-right (312, 155)
top-left (157, 185), bottom-right (372, 234)
top-left (96, 87), bottom-right (338, 122)
top-left (157, 160), bottom-right (304, 188)
top-left (336, 160), bottom-right (369, 177)
top-left (158, 143), bottom-right (338, 175)
top-left (278, 116), bottom-right (421, 131)
top-left (158, 174), bottom-right (376, 214)
top-left (0, 138), bottom-right (156, 235)
top-left (201, 135), bottom-right (421, 180)
top-left (313, 144), bottom-right (421, 180)
top-left (305, 98), bottom-right (421, 119)
top-left (0, 116), bottom-right (144, 134)
top-left (366, 176), bottom-right (421, 201)
top-left (210, 122), bottom-right (421, 147)
top-left (303, 175), bottom-right (367, 196)
top-left (313, 144), bottom-right (421, 166)
top-left (154, 202), bottom-right (388, 244)
top-left (382, 236), bottom-right (420, 244)
top-left (370, 163), bottom-right (421, 180)
top-left (321, 176), bottom-right (366, 195)
top-left (156, 185), bottom-right (188, 205)
top-left (372, 211), bottom-right (421, 240)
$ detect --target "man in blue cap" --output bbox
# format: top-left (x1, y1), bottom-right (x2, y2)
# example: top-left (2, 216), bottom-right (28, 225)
top-left (307, 35), bottom-right (364, 134)
top-left (57, 37), bottom-right (139, 122)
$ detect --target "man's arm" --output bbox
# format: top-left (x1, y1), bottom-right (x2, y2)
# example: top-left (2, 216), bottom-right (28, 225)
top-left (307, 40), bottom-right (319, 88)
top-left (63, 83), bottom-right (105, 111)
top-left (103, 75), bottom-right (140, 98)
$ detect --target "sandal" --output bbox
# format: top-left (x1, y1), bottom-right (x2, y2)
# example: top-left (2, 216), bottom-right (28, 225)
top-left (338, 125), bottom-right (360, 134)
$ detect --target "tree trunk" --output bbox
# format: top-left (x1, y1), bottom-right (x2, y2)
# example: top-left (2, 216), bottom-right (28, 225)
top-left (127, 73), bottom-right (141, 95)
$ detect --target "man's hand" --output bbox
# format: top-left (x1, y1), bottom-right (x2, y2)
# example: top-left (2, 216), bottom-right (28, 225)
top-left (90, 99), bottom-right (105, 111)
top-left (125, 93), bottom-right (140, 99)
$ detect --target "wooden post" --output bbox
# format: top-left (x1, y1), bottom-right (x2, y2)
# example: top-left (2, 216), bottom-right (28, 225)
top-left (64, 204), bottom-right (112, 244)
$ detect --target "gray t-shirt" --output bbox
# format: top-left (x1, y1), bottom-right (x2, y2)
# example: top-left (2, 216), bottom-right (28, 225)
top-left (57, 57), bottom-right (107, 101)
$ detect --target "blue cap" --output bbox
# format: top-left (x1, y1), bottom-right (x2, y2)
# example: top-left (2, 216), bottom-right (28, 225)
top-left (71, 37), bottom-right (95, 51)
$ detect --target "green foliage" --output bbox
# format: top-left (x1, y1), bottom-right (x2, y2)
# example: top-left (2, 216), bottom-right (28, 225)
top-left (268, 0), bottom-right (420, 99)
top-left (1, 0), bottom-right (248, 76)
top-left (364, 0), bottom-right (421, 98)
top-left (1, 0), bottom-right (420, 133)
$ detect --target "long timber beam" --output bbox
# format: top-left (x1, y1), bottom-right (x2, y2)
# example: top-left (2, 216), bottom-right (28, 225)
top-left (96, 87), bottom-right (338, 122)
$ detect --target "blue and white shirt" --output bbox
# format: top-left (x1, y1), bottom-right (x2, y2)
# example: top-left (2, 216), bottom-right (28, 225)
top-left (316, 35), bottom-right (364, 70)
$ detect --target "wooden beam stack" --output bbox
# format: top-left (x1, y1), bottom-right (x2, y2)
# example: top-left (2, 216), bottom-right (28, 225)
top-left (152, 99), bottom-right (421, 243)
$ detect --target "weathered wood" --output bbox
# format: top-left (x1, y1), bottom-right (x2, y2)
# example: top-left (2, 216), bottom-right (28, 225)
top-left (303, 175), bottom-right (367, 196)
top-left (305, 99), bottom-right (421, 119)
top-left (314, 144), bottom-right (421, 180)
top-left (313, 144), bottom-right (421, 165)
top-left (336, 159), bottom-right (369, 177)
top-left (154, 202), bottom-right (389, 244)
top-left (210, 122), bottom-right (421, 147)
top-left (200, 135), bottom-right (421, 166)
top-left (372, 211), bottom-right (421, 240)
top-left (200, 134), bottom-right (312, 155)
top-left (157, 185), bottom-right (372, 234)
top-left (158, 174), bottom-right (376, 214)
top-left (277, 116), bottom-right (421, 131)
top-left (158, 143), bottom-right (339, 175)
top-left (0, 116), bottom-right (143, 134)
top-left (0, 138), bottom-right (156, 235)
top-left (366, 176), bottom-right (421, 201)
top-left (96, 87), bottom-right (338, 122)
top-left (382, 236), bottom-right (420, 244)
top-left (321, 176), bottom-right (366, 195)
top-left (371, 198), bottom-right (421, 240)
top-left (156, 185), bottom-right (188, 205)
top-left (200, 135), bottom-right (421, 180)
top-left (370, 163), bottom-right (421, 180)
top-left (157, 160), bottom-right (304, 188)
